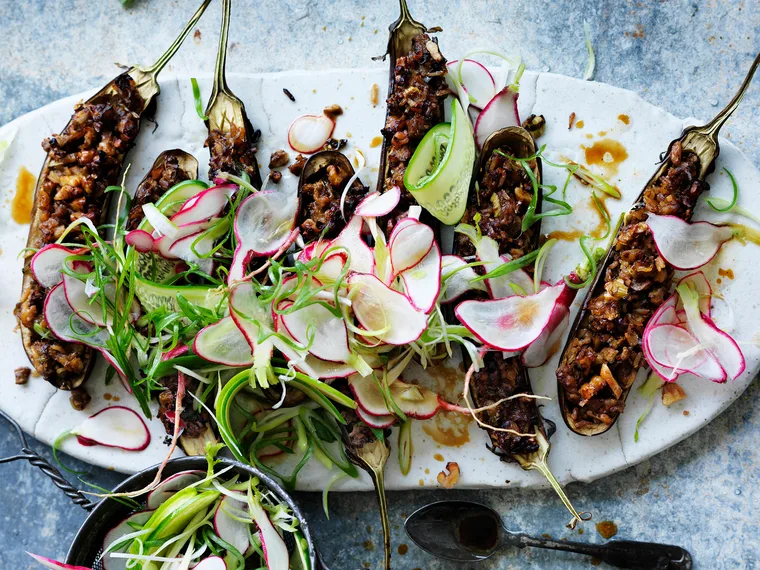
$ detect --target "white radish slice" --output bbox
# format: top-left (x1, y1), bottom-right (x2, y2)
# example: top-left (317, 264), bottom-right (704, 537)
top-left (279, 300), bottom-right (351, 363)
top-left (676, 271), bottom-right (712, 316)
top-left (474, 86), bottom-right (520, 148)
top-left (30, 244), bottom-right (83, 288)
top-left (649, 293), bottom-right (681, 328)
top-left (153, 220), bottom-right (215, 260)
top-left (301, 354), bottom-right (357, 379)
top-left (288, 113), bottom-right (336, 154)
top-left (249, 496), bottom-right (289, 570)
top-left (125, 229), bottom-right (155, 253)
top-left (356, 406), bottom-right (396, 429)
top-left (44, 283), bottom-right (109, 347)
top-left (440, 255), bottom-right (487, 303)
top-left (72, 406), bottom-right (150, 451)
top-left (214, 495), bottom-right (251, 557)
top-left (455, 282), bottom-right (565, 351)
top-left (400, 242), bottom-right (441, 313)
top-left (194, 557), bottom-right (227, 570)
top-left (314, 251), bottom-right (347, 283)
top-left (644, 324), bottom-right (716, 377)
top-left (142, 202), bottom-right (178, 239)
top-left (470, 233), bottom-right (534, 298)
top-left (194, 316), bottom-right (253, 366)
top-left (62, 276), bottom-right (139, 328)
top-left (102, 510), bottom-right (154, 570)
top-left (349, 273), bottom-right (428, 345)
top-left (26, 554), bottom-right (90, 570)
top-left (146, 471), bottom-right (203, 509)
top-left (329, 215), bottom-right (374, 274)
top-left (646, 214), bottom-right (734, 270)
top-left (171, 186), bottom-right (232, 226)
top-left (168, 230), bottom-right (215, 275)
top-left (389, 220), bottom-right (435, 275)
top-left (355, 186), bottom-right (401, 217)
top-left (521, 280), bottom-right (577, 368)
top-left (348, 374), bottom-right (442, 419)
top-left (446, 59), bottom-right (497, 109)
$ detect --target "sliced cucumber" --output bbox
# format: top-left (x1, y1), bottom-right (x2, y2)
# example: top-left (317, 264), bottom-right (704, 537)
top-left (135, 276), bottom-right (227, 314)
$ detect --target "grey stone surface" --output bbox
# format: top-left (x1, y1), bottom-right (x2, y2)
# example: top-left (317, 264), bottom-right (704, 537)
top-left (0, 1), bottom-right (758, 569)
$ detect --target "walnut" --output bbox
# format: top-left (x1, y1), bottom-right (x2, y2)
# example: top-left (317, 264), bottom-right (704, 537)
top-left (268, 149), bottom-right (289, 169)
top-left (323, 104), bottom-right (343, 121)
top-left (662, 383), bottom-right (686, 406)
top-left (437, 462), bottom-right (460, 489)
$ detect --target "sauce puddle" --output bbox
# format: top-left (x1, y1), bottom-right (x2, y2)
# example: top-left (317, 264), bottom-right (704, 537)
top-left (12, 166), bottom-right (36, 224)
top-left (582, 139), bottom-right (628, 175)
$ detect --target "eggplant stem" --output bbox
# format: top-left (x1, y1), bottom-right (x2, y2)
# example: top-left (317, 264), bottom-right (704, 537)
top-left (516, 430), bottom-right (590, 530)
top-left (701, 51), bottom-right (760, 138)
top-left (369, 467), bottom-right (392, 570)
top-left (213, 0), bottom-right (232, 99)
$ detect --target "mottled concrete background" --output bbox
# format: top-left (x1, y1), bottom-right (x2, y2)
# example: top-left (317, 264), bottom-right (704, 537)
top-left (0, 1), bottom-right (758, 569)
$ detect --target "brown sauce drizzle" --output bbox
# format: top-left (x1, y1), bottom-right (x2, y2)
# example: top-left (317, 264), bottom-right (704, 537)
top-left (12, 166), bottom-right (36, 224)
top-left (370, 136), bottom-right (383, 148)
top-left (618, 114), bottom-right (630, 125)
top-left (582, 139), bottom-right (629, 175)
top-left (596, 520), bottom-right (618, 539)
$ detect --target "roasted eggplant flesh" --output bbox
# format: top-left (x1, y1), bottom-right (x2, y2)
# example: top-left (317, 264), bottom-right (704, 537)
top-left (206, 123), bottom-right (261, 183)
top-left (296, 151), bottom-right (368, 242)
top-left (557, 142), bottom-right (705, 434)
top-left (157, 374), bottom-right (212, 439)
top-left (15, 74), bottom-right (145, 390)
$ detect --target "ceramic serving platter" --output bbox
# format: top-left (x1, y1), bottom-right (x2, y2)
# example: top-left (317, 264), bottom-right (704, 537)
top-left (0, 68), bottom-right (757, 491)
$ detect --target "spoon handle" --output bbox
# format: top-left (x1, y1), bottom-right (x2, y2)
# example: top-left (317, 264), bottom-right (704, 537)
top-left (516, 534), bottom-right (692, 569)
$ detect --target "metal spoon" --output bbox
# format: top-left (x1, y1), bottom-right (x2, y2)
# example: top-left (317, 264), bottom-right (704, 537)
top-left (405, 501), bottom-right (692, 569)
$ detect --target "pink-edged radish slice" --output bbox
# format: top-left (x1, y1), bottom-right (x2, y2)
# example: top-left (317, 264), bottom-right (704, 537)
top-left (646, 214), bottom-right (734, 270)
top-left (348, 374), bottom-right (442, 419)
top-left (521, 279), bottom-right (578, 368)
top-left (72, 406), bottom-right (150, 451)
top-left (447, 59), bottom-right (497, 108)
top-left (279, 300), bottom-right (351, 363)
top-left (329, 215), bottom-right (374, 274)
top-left (194, 557), bottom-right (227, 570)
top-left (455, 281), bottom-right (565, 351)
top-left (171, 186), bottom-right (233, 226)
top-left (349, 273), bottom-right (428, 345)
top-left (440, 255), bottom-right (487, 303)
top-left (314, 251), bottom-right (347, 283)
top-left (249, 495), bottom-right (289, 570)
top-left (102, 510), bottom-right (154, 570)
top-left (288, 113), bottom-right (336, 154)
top-left (146, 471), bottom-right (204, 509)
top-left (214, 495), bottom-right (251, 557)
top-left (474, 86), bottom-right (520, 148)
top-left (194, 316), bottom-right (253, 366)
top-left (125, 229), bottom-right (155, 253)
top-left (487, 255), bottom-right (534, 299)
top-left (62, 276), bottom-right (139, 328)
top-left (356, 406), bottom-right (396, 429)
top-left (649, 293), bottom-right (681, 328)
top-left (26, 553), bottom-right (91, 570)
top-left (153, 220), bottom-right (215, 260)
top-left (389, 220), bottom-right (435, 275)
top-left (355, 186), bottom-right (401, 218)
top-left (302, 354), bottom-right (357, 379)
top-left (168, 230), bottom-right (215, 275)
top-left (400, 242), bottom-right (441, 313)
top-left (676, 271), bottom-right (712, 316)
top-left (44, 283), bottom-right (109, 348)
top-left (30, 244), bottom-right (84, 288)
top-left (163, 343), bottom-right (189, 361)
top-left (644, 323), bottom-right (721, 380)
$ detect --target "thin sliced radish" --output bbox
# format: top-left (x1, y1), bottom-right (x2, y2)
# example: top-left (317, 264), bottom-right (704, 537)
top-left (214, 495), bottom-right (251, 557)
top-left (474, 86), bottom-right (520, 148)
top-left (249, 495), bottom-right (289, 570)
top-left (349, 273), bottom-right (428, 345)
top-left (30, 244), bottom-right (84, 288)
top-left (355, 186), bottom-right (401, 218)
top-left (356, 406), bottom-right (396, 429)
top-left (400, 241), bottom-right (441, 313)
top-left (168, 230), bottom-right (215, 275)
top-left (163, 343), bottom-right (189, 361)
top-left (153, 220), bottom-right (215, 260)
top-left (26, 553), bottom-right (90, 570)
top-left (44, 283), bottom-right (109, 348)
top-left (171, 186), bottom-right (233, 226)
top-left (102, 510), bottom-right (154, 570)
top-left (194, 316), bottom-right (253, 366)
top-left (487, 255), bottom-right (534, 299)
top-left (72, 406), bottom-right (150, 451)
top-left (314, 251), bottom-right (347, 283)
top-left (302, 354), bottom-right (357, 379)
top-left (389, 220), bottom-right (435, 275)
top-left (125, 229), bottom-right (155, 253)
top-left (644, 323), bottom-right (717, 378)
top-left (440, 255), bottom-right (487, 303)
top-left (455, 282), bottom-right (565, 351)
top-left (521, 279), bottom-right (578, 367)
top-left (329, 215), bottom-right (374, 274)
top-left (142, 203), bottom-right (178, 239)
top-left (447, 59), bottom-right (497, 109)
top-left (194, 557), bottom-right (227, 570)
top-left (348, 374), bottom-right (442, 419)
top-left (279, 300), bottom-right (351, 363)
top-left (646, 214), bottom-right (734, 270)
top-left (288, 113), bottom-right (336, 154)
top-left (677, 271), bottom-right (712, 316)
top-left (146, 471), bottom-right (203, 509)
top-left (62, 277), bottom-right (139, 328)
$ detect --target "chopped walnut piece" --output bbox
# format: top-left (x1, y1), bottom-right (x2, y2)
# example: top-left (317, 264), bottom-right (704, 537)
top-left (425, 40), bottom-right (442, 61)
top-left (14, 367), bottom-right (31, 385)
top-left (268, 149), bottom-right (290, 169)
top-left (323, 104), bottom-right (343, 120)
top-left (662, 383), bottom-right (686, 406)
top-left (568, 112), bottom-right (576, 129)
top-left (437, 462), bottom-right (460, 489)
top-left (370, 83), bottom-right (379, 107)
top-left (289, 154), bottom-right (308, 176)
top-left (600, 363), bottom-right (623, 398)
top-left (270, 171), bottom-right (282, 184)
top-left (69, 387), bottom-right (91, 411)
top-left (522, 114), bottom-right (546, 138)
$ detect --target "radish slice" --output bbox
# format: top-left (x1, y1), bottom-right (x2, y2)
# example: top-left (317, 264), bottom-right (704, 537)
top-left (348, 374), bottom-right (442, 419)
top-left (676, 271), bottom-right (712, 316)
top-left (249, 495), bottom-right (289, 570)
top-left (314, 251), bottom-right (347, 283)
top-left (125, 229), bottom-right (155, 253)
top-left (302, 354), bottom-right (358, 379)
top-left (279, 300), bottom-right (351, 363)
top-left (389, 219), bottom-right (434, 274)
top-left (142, 203), bottom-right (178, 239)
top-left (27, 553), bottom-right (91, 570)
top-left (521, 280), bottom-right (578, 367)
top-left (44, 283), bottom-right (109, 347)
top-left (455, 282), bottom-right (565, 351)
top-left (349, 273), bottom-right (428, 345)
top-left (447, 59), bottom-right (497, 108)
top-left (102, 510), bottom-right (154, 570)
top-left (288, 113), bottom-right (336, 154)
top-left (329, 215), bottom-right (374, 274)
top-left (356, 406), bottom-right (396, 429)
top-left (214, 495), bottom-right (250, 557)
top-left (474, 86), bottom-right (520, 148)
top-left (153, 220), bottom-right (215, 260)
top-left (440, 255), bottom-right (487, 303)
top-left (194, 316), bottom-right (253, 366)
top-left (168, 230), bottom-right (215, 275)
top-left (72, 406), bottom-right (150, 451)
top-left (30, 244), bottom-right (83, 288)
top-left (400, 242), bottom-right (441, 313)
top-left (171, 186), bottom-right (233, 226)
top-left (146, 471), bottom-right (203, 509)
top-left (355, 186), bottom-right (401, 217)
top-left (646, 214), bottom-right (734, 270)
top-left (644, 324), bottom-right (720, 378)
top-left (194, 557), bottom-right (227, 570)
